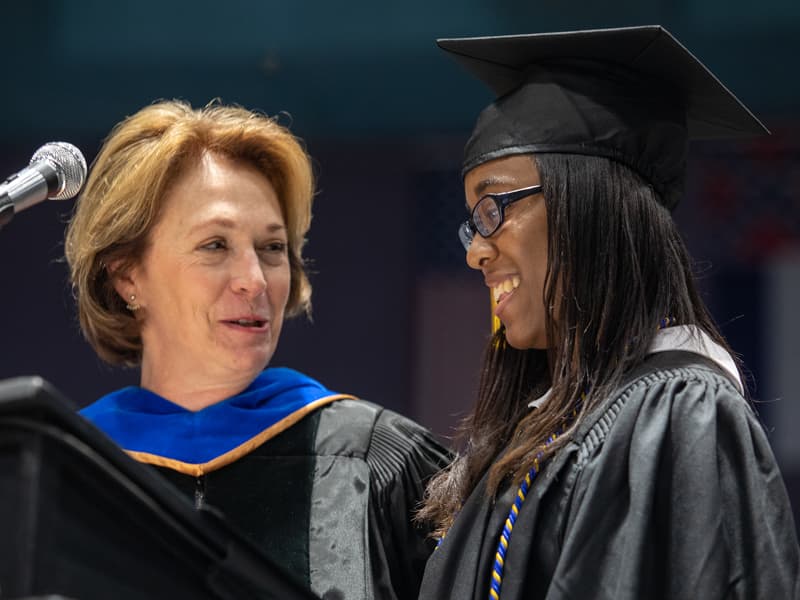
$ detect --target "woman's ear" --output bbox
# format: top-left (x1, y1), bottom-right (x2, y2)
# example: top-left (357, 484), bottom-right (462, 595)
top-left (106, 259), bottom-right (138, 305)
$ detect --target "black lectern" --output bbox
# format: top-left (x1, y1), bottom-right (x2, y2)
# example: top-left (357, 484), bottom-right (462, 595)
top-left (0, 376), bottom-right (319, 600)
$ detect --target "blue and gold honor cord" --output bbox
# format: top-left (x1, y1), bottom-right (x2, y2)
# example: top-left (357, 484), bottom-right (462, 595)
top-left (489, 431), bottom-right (560, 600)
top-left (487, 318), bottom-right (675, 599)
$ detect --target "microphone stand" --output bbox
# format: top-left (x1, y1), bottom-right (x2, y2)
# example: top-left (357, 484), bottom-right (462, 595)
top-left (1, 166), bottom-right (53, 230)
top-left (0, 198), bottom-right (15, 230)
top-left (0, 143), bottom-right (86, 231)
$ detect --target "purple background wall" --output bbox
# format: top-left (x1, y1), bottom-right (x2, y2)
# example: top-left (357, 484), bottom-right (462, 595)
top-left (2, 0), bottom-right (799, 536)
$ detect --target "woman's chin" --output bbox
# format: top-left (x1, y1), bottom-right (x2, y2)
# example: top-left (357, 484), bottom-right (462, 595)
top-left (504, 326), bottom-right (547, 350)
top-left (227, 348), bottom-right (273, 376)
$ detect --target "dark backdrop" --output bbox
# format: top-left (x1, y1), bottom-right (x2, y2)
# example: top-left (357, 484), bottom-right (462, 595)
top-left (2, 0), bottom-right (799, 534)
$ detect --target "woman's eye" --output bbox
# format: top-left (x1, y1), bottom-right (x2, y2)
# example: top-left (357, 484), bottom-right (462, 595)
top-left (201, 239), bottom-right (227, 251)
top-left (257, 241), bottom-right (288, 265)
top-left (261, 241), bottom-right (287, 254)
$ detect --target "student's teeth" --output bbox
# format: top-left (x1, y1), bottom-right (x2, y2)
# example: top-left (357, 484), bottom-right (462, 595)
top-left (493, 278), bottom-right (521, 303)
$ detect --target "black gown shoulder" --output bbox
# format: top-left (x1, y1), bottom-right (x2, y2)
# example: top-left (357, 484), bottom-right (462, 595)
top-left (156, 398), bottom-right (452, 600)
top-left (420, 351), bottom-right (800, 600)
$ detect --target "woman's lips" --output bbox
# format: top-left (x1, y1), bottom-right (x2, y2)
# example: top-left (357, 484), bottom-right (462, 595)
top-left (492, 276), bottom-right (520, 318)
top-left (492, 276), bottom-right (520, 303)
top-left (222, 318), bottom-right (269, 333)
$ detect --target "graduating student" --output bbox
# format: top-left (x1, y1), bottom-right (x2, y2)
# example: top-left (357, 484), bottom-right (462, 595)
top-left (418, 26), bottom-right (800, 599)
top-left (65, 99), bottom-right (450, 600)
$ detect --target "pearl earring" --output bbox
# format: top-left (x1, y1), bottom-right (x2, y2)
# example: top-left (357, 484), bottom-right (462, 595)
top-left (126, 294), bottom-right (141, 312)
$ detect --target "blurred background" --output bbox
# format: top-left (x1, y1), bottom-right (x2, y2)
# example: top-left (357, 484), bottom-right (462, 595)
top-left (1, 0), bottom-right (799, 531)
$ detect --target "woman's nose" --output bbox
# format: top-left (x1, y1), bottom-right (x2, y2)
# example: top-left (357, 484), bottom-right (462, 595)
top-left (231, 249), bottom-right (267, 296)
top-left (466, 234), bottom-right (496, 270)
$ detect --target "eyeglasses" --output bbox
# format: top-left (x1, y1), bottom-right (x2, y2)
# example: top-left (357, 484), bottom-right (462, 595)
top-left (458, 185), bottom-right (543, 251)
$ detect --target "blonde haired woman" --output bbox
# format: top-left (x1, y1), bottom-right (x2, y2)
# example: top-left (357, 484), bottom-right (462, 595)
top-left (67, 100), bottom-right (449, 600)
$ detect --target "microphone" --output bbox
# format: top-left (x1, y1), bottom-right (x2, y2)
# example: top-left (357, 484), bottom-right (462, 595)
top-left (0, 142), bottom-right (87, 228)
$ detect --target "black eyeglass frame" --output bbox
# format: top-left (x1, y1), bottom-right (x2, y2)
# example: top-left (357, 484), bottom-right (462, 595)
top-left (458, 184), bottom-right (543, 250)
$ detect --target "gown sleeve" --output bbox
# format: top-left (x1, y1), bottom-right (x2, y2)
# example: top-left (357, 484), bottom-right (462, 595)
top-left (364, 408), bottom-right (453, 600)
top-left (548, 370), bottom-right (800, 600)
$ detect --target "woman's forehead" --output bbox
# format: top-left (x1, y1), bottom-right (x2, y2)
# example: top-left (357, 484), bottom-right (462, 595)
top-left (465, 155), bottom-right (541, 195)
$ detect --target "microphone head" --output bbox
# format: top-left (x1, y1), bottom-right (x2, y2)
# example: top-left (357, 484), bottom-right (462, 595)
top-left (30, 142), bottom-right (87, 200)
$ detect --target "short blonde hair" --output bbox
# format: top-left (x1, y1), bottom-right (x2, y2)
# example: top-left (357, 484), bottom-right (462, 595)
top-left (65, 100), bottom-right (314, 366)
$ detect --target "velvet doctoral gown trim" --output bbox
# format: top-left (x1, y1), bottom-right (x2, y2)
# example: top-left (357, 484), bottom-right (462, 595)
top-left (80, 367), bottom-right (356, 476)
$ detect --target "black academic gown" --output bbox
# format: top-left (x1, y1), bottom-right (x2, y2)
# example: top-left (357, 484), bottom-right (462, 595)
top-left (419, 351), bottom-right (800, 600)
top-left (154, 399), bottom-right (451, 600)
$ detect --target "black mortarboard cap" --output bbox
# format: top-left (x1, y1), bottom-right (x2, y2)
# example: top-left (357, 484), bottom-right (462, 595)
top-left (437, 25), bottom-right (768, 209)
